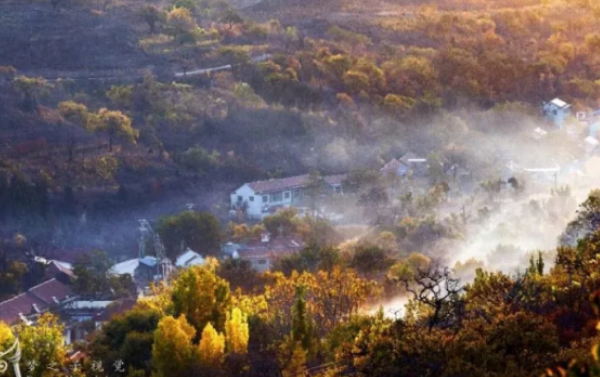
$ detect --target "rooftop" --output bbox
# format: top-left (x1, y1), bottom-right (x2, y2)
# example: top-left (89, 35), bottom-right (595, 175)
top-left (0, 278), bottom-right (74, 325)
top-left (110, 258), bottom-right (140, 276)
top-left (550, 98), bottom-right (570, 109)
top-left (237, 236), bottom-right (304, 259)
top-left (244, 174), bottom-right (347, 194)
top-left (175, 248), bottom-right (205, 268)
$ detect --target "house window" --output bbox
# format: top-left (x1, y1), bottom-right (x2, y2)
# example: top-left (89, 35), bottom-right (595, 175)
top-left (284, 191), bottom-right (290, 199)
top-left (271, 192), bottom-right (283, 202)
top-left (237, 195), bottom-right (242, 202)
top-left (263, 195), bottom-right (268, 203)
top-left (249, 196), bottom-right (254, 202)
top-left (553, 109), bottom-right (557, 115)
top-left (258, 259), bottom-right (267, 265)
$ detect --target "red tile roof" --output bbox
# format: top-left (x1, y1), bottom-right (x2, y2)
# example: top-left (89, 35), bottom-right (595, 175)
top-left (0, 279), bottom-right (74, 325)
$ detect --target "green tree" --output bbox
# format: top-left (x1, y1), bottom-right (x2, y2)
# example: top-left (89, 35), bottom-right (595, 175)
top-left (139, 5), bottom-right (165, 34)
top-left (291, 285), bottom-right (314, 354)
top-left (220, 9), bottom-right (243, 30)
top-left (351, 245), bottom-right (395, 278)
top-left (72, 249), bottom-right (112, 298)
top-left (89, 307), bottom-right (161, 376)
top-left (157, 210), bottom-right (223, 260)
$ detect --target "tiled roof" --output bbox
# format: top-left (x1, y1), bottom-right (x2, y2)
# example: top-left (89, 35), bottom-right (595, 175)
top-left (245, 174), bottom-right (347, 194)
top-left (248, 174), bottom-right (310, 194)
top-left (237, 237), bottom-right (304, 259)
top-left (0, 279), bottom-right (74, 325)
top-left (29, 278), bottom-right (74, 304)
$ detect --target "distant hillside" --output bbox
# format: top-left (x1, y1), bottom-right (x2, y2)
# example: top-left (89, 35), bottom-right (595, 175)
top-left (0, 1), bottom-right (152, 73)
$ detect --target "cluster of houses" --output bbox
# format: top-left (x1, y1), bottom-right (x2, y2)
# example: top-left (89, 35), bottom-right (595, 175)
top-left (0, 254), bottom-right (136, 345)
top-left (2, 96), bottom-right (598, 352)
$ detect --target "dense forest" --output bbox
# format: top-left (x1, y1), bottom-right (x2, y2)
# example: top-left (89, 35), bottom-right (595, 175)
top-left (2, 0), bottom-right (600, 375)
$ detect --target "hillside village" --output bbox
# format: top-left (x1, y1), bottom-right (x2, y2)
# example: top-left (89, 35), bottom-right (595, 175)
top-left (5, 0), bottom-right (600, 375)
top-left (2, 95), bottom-right (600, 351)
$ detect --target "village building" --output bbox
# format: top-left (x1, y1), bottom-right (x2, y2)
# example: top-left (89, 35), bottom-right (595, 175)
top-left (175, 248), bottom-right (205, 268)
top-left (223, 233), bottom-right (304, 272)
top-left (61, 298), bottom-right (136, 344)
top-left (230, 174), bottom-right (346, 219)
top-left (543, 98), bottom-right (571, 128)
top-left (381, 152), bottom-right (428, 178)
top-left (0, 278), bottom-right (74, 326)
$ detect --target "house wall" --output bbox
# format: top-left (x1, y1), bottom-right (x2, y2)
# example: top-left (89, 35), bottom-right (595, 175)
top-left (232, 182), bottom-right (343, 219)
top-left (231, 184), bottom-right (264, 219)
top-left (544, 103), bottom-right (571, 128)
top-left (246, 257), bottom-right (272, 272)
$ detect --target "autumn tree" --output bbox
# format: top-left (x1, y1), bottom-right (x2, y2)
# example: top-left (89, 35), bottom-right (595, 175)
top-left (153, 315), bottom-right (196, 377)
top-left (198, 322), bottom-right (225, 367)
top-left (225, 307), bottom-right (249, 355)
top-left (171, 265), bottom-right (231, 335)
top-left (13, 76), bottom-right (51, 111)
top-left (166, 7), bottom-right (201, 44)
top-left (96, 109), bottom-right (138, 152)
top-left (16, 313), bottom-right (66, 377)
top-left (560, 190), bottom-right (600, 246)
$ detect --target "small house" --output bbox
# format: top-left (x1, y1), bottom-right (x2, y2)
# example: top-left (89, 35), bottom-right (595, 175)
top-left (230, 233), bottom-right (304, 272)
top-left (543, 98), bottom-right (571, 128)
top-left (175, 248), bottom-right (205, 268)
top-left (381, 152), bottom-right (428, 178)
top-left (231, 174), bottom-right (346, 219)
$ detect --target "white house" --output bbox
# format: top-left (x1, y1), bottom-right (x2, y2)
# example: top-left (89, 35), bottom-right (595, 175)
top-left (175, 248), bottom-right (205, 268)
top-left (381, 152), bottom-right (428, 178)
top-left (543, 98), bottom-right (571, 128)
top-left (231, 174), bottom-right (346, 219)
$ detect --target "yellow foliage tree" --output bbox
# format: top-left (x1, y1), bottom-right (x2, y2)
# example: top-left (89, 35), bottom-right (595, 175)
top-left (171, 265), bottom-right (231, 334)
top-left (278, 337), bottom-right (307, 377)
top-left (198, 322), bottom-right (225, 367)
top-left (225, 307), bottom-right (249, 354)
top-left (0, 321), bottom-right (15, 350)
top-left (16, 313), bottom-right (66, 377)
top-left (152, 315), bottom-right (196, 377)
